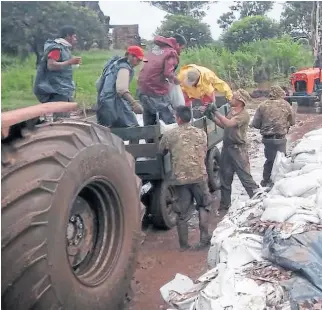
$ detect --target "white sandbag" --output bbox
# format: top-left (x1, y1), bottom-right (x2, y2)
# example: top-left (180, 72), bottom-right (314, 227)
top-left (287, 213), bottom-right (320, 224)
top-left (271, 152), bottom-right (293, 183)
top-left (316, 186), bottom-right (322, 208)
top-left (169, 83), bottom-right (185, 109)
top-left (263, 195), bottom-right (315, 208)
top-left (301, 163), bottom-right (322, 175)
top-left (283, 170), bottom-right (300, 178)
top-left (220, 234), bottom-right (264, 269)
top-left (291, 135), bottom-right (322, 156)
top-left (208, 218), bottom-right (238, 269)
top-left (210, 218), bottom-right (237, 244)
top-left (261, 205), bottom-right (295, 222)
top-left (292, 152), bottom-right (322, 170)
top-left (276, 171), bottom-right (321, 197)
top-left (197, 267), bottom-right (266, 310)
top-left (160, 273), bottom-right (195, 309)
top-left (303, 128), bottom-right (322, 138)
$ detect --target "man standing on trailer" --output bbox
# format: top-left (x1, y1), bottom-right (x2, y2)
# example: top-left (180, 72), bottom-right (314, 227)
top-left (252, 85), bottom-right (296, 187)
top-left (209, 89), bottom-right (258, 211)
top-left (159, 106), bottom-right (213, 251)
top-left (138, 34), bottom-right (187, 126)
top-left (96, 46), bottom-right (145, 128)
top-left (178, 64), bottom-right (233, 109)
top-left (33, 25), bottom-right (81, 121)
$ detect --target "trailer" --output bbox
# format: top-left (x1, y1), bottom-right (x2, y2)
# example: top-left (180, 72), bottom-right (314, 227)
top-left (106, 103), bottom-right (230, 230)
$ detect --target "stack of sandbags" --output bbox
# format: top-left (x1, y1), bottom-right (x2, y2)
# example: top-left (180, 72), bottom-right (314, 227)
top-left (160, 128), bottom-right (322, 310)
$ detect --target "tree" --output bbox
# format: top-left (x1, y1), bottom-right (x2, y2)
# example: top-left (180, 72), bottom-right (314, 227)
top-left (280, 2), bottom-right (322, 41)
top-left (155, 14), bottom-right (213, 47)
top-left (1, 1), bottom-right (105, 64)
top-left (146, 1), bottom-right (211, 19)
top-left (217, 1), bottom-right (274, 30)
top-left (222, 15), bottom-right (281, 51)
top-left (217, 12), bottom-right (236, 31)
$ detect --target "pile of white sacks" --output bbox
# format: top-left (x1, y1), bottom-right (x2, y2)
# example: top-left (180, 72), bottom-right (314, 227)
top-left (160, 128), bottom-right (322, 310)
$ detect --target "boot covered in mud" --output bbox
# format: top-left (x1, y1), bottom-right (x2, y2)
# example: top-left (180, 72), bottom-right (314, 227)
top-left (176, 222), bottom-right (191, 251)
top-left (193, 208), bottom-right (211, 251)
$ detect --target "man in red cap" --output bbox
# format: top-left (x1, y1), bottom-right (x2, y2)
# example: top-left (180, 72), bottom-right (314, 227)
top-left (96, 45), bottom-right (146, 127)
top-left (138, 34), bottom-right (187, 126)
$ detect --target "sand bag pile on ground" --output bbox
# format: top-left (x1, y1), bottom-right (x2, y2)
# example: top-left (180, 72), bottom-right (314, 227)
top-left (160, 128), bottom-right (322, 310)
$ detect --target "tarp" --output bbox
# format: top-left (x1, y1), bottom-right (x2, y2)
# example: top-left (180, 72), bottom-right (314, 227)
top-left (263, 229), bottom-right (322, 307)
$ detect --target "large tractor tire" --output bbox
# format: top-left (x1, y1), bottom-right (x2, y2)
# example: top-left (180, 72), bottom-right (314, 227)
top-left (1, 120), bottom-right (142, 310)
top-left (206, 146), bottom-right (221, 192)
top-left (150, 181), bottom-right (177, 230)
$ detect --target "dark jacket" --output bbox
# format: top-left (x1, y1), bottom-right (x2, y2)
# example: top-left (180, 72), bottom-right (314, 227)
top-left (33, 39), bottom-right (74, 102)
top-left (96, 56), bottom-right (138, 128)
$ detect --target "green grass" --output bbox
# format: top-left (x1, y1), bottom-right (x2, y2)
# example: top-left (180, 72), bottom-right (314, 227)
top-left (1, 50), bottom-right (138, 111)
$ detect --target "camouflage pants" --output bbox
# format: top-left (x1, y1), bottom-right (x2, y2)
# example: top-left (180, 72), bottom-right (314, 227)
top-left (173, 181), bottom-right (213, 225)
top-left (220, 144), bottom-right (258, 208)
top-left (262, 137), bottom-right (287, 183)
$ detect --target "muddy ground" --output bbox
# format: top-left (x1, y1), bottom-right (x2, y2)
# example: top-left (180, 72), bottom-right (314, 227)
top-left (129, 111), bottom-right (322, 310)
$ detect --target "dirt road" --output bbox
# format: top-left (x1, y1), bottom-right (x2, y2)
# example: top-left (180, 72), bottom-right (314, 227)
top-left (129, 111), bottom-right (322, 310)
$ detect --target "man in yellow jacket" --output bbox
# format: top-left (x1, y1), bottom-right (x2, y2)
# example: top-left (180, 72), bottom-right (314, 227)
top-left (178, 64), bottom-right (233, 107)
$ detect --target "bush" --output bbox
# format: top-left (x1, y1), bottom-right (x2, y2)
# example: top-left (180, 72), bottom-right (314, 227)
top-left (180, 36), bottom-right (313, 88)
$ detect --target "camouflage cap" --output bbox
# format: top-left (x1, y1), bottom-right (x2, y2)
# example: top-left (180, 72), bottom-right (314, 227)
top-left (233, 88), bottom-right (251, 105)
top-left (269, 85), bottom-right (286, 99)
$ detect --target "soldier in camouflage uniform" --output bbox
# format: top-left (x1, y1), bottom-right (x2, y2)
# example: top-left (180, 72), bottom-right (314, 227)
top-left (252, 85), bottom-right (296, 187)
top-left (209, 89), bottom-right (259, 210)
top-left (159, 106), bottom-right (213, 251)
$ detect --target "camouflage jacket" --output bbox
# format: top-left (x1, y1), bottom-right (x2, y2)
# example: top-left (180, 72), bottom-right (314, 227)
top-left (252, 99), bottom-right (295, 136)
top-left (159, 123), bottom-right (208, 184)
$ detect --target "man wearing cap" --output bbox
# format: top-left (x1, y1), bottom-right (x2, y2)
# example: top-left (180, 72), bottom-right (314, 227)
top-left (96, 46), bottom-right (145, 128)
top-left (252, 85), bottom-right (296, 187)
top-left (138, 34), bottom-right (187, 126)
top-left (178, 64), bottom-right (233, 108)
top-left (209, 89), bottom-right (258, 210)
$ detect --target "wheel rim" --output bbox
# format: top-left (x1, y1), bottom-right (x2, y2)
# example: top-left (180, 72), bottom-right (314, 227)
top-left (165, 186), bottom-right (177, 222)
top-left (66, 177), bottom-right (123, 287)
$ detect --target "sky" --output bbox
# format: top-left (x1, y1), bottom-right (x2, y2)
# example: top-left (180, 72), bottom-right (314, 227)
top-left (99, 1), bottom-right (285, 40)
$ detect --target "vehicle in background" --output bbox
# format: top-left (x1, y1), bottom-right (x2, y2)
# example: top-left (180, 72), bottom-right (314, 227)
top-left (285, 67), bottom-right (322, 113)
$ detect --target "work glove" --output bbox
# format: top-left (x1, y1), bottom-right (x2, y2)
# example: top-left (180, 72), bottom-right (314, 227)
top-left (204, 102), bottom-right (218, 120)
top-left (131, 100), bottom-right (144, 114)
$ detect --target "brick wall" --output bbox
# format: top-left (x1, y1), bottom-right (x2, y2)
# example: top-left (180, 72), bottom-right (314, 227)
top-left (112, 25), bottom-right (140, 49)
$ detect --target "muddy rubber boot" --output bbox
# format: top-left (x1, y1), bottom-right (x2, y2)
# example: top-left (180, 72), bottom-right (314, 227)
top-left (193, 209), bottom-right (211, 251)
top-left (176, 222), bottom-right (191, 251)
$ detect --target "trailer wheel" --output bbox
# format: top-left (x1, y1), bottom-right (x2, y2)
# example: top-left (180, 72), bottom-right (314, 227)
top-left (1, 121), bottom-right (141, 310)
top-left (206, 146), bottom-right (221, 192)
top-left (150, 181), bottom-right (177, 230)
